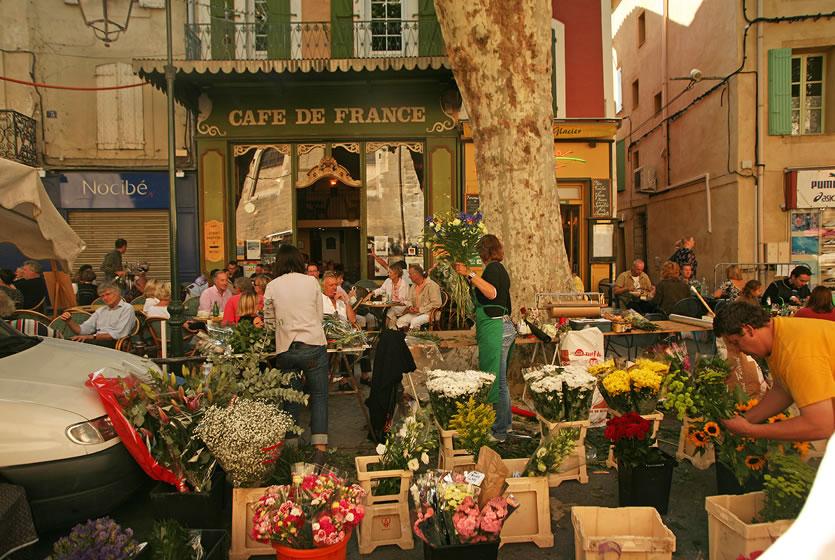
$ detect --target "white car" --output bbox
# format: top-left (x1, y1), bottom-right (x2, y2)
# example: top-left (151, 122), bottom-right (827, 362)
top-left (0, 320), bottom-right (159, 531)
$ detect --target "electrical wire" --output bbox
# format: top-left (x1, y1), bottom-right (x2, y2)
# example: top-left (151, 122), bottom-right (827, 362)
top-left (0, 75), bottom-right (148, 91)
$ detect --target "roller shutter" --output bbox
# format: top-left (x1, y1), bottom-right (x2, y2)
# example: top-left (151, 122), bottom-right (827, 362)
top-left (68, 210), bottom-right (171, 281)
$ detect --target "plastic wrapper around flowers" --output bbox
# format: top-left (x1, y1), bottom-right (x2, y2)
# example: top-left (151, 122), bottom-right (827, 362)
top-left (524, 427), bottom-right (580, 477)
top-left (426, 369), bottom-right (495, 430)
top-left (86, 371), bottom-right (186, 491)
top-left (410, 450), bottom-right (519, 548)
top-left (523, 365), bottom-right (596, 422)
top-left (594, 359), bottom-right (668, 414)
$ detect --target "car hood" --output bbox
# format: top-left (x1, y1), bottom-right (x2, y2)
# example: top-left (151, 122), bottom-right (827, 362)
top-left (0, 337), bottom-right (158, 421)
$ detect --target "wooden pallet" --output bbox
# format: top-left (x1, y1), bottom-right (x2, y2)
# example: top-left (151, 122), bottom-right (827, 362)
top-left (676, 416), bottom-right (715, 470)
top-left (536, 415), bottom-right (590, 487)
top-left (437, 426), bottom-right (476, 471)
top-left (355, 456), bottom-right (415, 555)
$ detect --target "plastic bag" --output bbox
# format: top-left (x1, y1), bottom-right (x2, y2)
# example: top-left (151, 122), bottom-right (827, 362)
top-left (86, 370), bottom-right (186, 491)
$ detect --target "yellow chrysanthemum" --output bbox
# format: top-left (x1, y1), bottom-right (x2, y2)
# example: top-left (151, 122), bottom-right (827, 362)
top-left (634, 358), bottom-right (670, 374)
top-left (628, 367), bottom-right (662, 392)
top-left (588, 360), bottom-right (616, 377)
top-left (602, 369), bottom-right (630, 395)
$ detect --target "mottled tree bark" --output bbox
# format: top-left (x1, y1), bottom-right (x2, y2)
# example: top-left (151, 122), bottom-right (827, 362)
top-left (435, 0), bottom-right (573, 313)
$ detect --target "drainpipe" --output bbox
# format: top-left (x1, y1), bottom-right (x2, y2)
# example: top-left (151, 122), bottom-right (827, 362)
top-left (662, 0), bottom-right (670, 186)
top-left (755, 0), bottom-right (765, 263)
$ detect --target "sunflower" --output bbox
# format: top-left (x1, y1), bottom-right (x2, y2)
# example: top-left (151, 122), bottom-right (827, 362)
top-left (735, 398), bottom-right (759, 413)
top-left (768, 413), bottom-right (788, 424)
top-left (744, 455), bottom-right (765, 471)
top-left (793, 441), bottom-right (810, 456)
top-left (703, 422), bottom-right (721, 438)
top-left (689, 430), bottom-right (708, 448)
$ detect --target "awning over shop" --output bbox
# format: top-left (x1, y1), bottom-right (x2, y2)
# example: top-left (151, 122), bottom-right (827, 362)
top-left (133, 57), bottom-right (452, 109)
top-left (0, 158), bottom-right (86, 271)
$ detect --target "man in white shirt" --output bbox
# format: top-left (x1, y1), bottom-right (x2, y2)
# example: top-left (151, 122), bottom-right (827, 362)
top-left (322, 271), bottom-right (357, 325)
top-left (60, 282), bottom-right (135, 348)
top-left (263, 245), bottom-right (329, 455)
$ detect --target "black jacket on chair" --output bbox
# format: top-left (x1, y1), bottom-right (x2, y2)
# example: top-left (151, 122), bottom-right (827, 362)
top-left (365, 329), bottom-right (416, 443)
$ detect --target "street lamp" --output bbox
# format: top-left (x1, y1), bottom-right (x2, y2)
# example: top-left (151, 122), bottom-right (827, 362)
top-left (77, 0), bottom-right (136, 46)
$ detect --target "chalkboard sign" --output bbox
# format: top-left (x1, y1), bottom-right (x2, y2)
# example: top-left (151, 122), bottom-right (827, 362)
top-left (465, 194), bottom-right (480, 215)
top-left (591, 179), bottom-right (611, 217)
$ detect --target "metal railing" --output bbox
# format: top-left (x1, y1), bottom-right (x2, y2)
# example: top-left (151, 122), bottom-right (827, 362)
top-left (0, 110), bottom-right (37, 167)
top-left (184, 19), bottom-right (445, 61)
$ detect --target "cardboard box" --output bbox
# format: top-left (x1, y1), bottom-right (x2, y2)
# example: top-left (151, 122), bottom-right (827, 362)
top-left (705, 492), bottom-right (793, 560)
top-left (572, 506), bottom-right (676, 560)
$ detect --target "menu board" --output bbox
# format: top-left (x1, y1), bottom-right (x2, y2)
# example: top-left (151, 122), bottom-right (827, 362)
top-left (591, 179), bottom-right (611, 217)
top-left (465, 194), bottom-right (480, 215)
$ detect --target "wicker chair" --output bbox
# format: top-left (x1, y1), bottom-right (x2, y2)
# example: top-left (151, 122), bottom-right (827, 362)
top-left (114, 314), bottom-right (140, 353)
top-left (429, 290), bottom-right (450, 331)
top-left (11, 309), bottom-right (51, 328)
top-left (48, 309), bottom-right (92, 339)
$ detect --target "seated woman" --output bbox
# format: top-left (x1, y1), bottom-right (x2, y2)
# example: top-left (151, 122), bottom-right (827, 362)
top-left (236, 289), bottom-right (264, 328)
top-left (713, 264), bottom-right (746, 300)
top-left (371, 262), bottom-right (410, 327)
top-left (142, 279), bottom-right (160, 313)
top-left (222, 277), bottom-right (253, 326)
top-left (395, 264), bottom-right (442, 330)
top-left (794, 286), bottom-right (835, 322)
top-left (145, 281), bottom-right (171, 319)
top-left (735, 280), bottom-right (763, 306)
top-left (650, 261), bottom-right (691, 315)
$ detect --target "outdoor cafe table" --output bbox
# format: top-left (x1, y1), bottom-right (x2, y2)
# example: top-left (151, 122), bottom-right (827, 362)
top-left (358, 300), bottom-right (398, 330)
top-left (604, 319), bottom-right (713, 360)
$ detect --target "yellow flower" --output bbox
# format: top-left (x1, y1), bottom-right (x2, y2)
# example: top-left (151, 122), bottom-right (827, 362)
top-left (628, 367), bottom-right (662, 392)
top-left (768, 413), bottom-right (788, 423)
top-left (703, 422), bottom-right (720, 438)
top-left (744, 455), bottom-right (765, 471)
top-left (634, 358), bottom-right (670, 374)
top-left (589, 360), bottom-right (616, 377)
top-left (793, 441), bottom-right (810, 456)
top-left (602, 370), bottom-right (630, 395)
top-left (736, 398), bottom-right (759, 413)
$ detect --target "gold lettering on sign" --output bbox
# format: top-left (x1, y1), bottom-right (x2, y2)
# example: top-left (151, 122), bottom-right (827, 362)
top-left (227, 106), bottom-right (426, 126)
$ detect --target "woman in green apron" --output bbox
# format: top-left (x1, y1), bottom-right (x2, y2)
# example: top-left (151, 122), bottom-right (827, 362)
top-left (455, 234), bottom-right (516, 441)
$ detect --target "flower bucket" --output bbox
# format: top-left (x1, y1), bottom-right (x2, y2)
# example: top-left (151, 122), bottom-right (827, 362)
top-left (633, 396), bottom-right (659, 415)
top-left (617, 451), bottom-right (676, 515)
top-left (148, 471), bottom-right (225, 529)
top-left (272, 533), bottom-right (351, 560)
top-left (715, 461), bottom-right (764, 496)
top-left (421, 540), bottom-right (499, 560)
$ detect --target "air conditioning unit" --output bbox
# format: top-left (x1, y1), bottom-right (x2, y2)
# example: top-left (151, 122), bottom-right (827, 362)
top-left (634, 166), bottom-right (657, 193)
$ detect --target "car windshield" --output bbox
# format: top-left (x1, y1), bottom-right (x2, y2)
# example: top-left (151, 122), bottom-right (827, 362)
top-left (0, 319), bottom-right (43, 358)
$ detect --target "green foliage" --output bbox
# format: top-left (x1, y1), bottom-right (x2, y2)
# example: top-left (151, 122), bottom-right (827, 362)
top-left (322, 314), bottom-right (368, 348)
top-left (759, 454), bottom-right (817, 522)
top-left (209, 350), bottom-right (307, 408)
top-left (449, 396), bottom-right (496, 457)
top-left (374, 410), bottom-right (438, 495)
top-left (661, 357), bottom-right (735, 421)
top-left (149, 519), bottom-right (195, 560)
top-left (228, 320), bottom-right (275, 354)
top-left (524, 427), bottom-right (579, 477)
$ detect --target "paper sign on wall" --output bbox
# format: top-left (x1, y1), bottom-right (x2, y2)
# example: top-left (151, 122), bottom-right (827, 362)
top-left (205, 220), bottom-right (225, 262)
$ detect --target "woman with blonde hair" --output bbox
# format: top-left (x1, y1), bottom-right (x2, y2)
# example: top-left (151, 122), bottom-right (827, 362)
top-left (713, 264), bottom-right (746, 300)
top-left (237, 289), bottom-right (263, 327)
top-left (142, 279), bottom-right (161, 315)
top-left (146, 281), bottom-right (171, 319)
top-left (650, 261), bottom-right (691, 315)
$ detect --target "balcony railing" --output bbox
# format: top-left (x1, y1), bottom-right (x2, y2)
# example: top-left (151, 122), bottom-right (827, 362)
top-left (0, 110), bottom-right (37, 167)
top-left (184, 20), bottom-right (445, 61)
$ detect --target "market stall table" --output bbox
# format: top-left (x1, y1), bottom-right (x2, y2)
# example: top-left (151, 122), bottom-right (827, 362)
top-left (604, 319), bottom-right (713, 360)
top-left (327, 345), bottom-right (372, 430)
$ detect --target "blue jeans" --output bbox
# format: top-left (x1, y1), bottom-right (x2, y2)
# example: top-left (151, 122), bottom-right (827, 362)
top-left (493, 318), bottom-right (517, 438)
top-left (276, 342), bottom-right (329, 446)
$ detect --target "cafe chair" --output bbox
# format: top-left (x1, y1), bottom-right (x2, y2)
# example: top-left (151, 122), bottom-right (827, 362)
top-left (48, 309), bottom-right (92, 339)
top-left (428, 290), bottom-right (450, 331)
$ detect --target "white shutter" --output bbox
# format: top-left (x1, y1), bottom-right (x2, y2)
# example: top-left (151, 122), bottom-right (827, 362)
top-left (69, 210), bottom-right (171, 281)
top-left (95, 62), bottom-right (145, 150)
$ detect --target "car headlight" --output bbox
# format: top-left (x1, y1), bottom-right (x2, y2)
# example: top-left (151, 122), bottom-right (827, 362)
top-left (66, 416), bottom-right (119, 445)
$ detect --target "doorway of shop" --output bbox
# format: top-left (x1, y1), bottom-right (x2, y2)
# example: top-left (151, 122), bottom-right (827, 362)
top-left (302, 227), bottom-right (361, 280)
top-left (557, 182), bottom-right (587, 289)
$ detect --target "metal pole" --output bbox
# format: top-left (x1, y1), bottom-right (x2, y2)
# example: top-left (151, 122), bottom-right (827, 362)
top-left (165, 0), bottom-right (184, 358)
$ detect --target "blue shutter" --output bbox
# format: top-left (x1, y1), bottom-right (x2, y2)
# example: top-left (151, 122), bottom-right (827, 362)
top-left (768, 48), bottom-right (792, 135)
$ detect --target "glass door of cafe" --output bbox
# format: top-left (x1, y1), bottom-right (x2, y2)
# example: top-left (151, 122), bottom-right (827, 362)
top-left (558, 182), bottom-right (587, 289)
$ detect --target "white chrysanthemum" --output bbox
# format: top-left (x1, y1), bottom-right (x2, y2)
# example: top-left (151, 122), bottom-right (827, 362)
top-left (560, 366), bottom-right (596, 390)
top-left (426, 369), bottom-right (494, 398)
top-left (530, 376), bottom-right (564, 394)
top-left (421, 452), bottom-right (430, 465)
top-left (376, 443), bottom-right (387, 455)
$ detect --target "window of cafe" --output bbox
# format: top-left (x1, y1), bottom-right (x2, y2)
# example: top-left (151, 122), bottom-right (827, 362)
top-left (231, 140), bottom-right (424, 281)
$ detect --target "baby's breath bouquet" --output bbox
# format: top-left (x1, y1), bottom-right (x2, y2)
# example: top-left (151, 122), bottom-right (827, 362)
top-left (373, 410), bottom-right (437, 495)
top-left (524, 427), bottom-right (579, 477)
top-left (449, 396), bottom-right (496, 456)
top-left (424, 211), bottom-right (487, 324)
top-left (426, 369), bottom-right (495, 429)
top-left (195, 398), bottom-right (300, 487)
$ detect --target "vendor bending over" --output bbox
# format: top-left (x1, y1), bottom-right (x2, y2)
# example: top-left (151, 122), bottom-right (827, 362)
top-left (714, 301), bottom-right (835, 441)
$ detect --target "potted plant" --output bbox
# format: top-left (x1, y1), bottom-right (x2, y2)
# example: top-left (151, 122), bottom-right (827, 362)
top-left (604, 412), bottom-right (676, 514)
top-left (51, 517), bottom-right (144, 559)
top-left (251, 471), bottom-right (366, 560)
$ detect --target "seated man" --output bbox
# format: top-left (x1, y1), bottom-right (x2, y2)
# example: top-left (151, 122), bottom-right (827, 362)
top-left (396, 264), bottom-right (442, 330)
top-left (59, 281), bottom-right (135, 347)
top-left (714, 301), bottom-right (835, 442)
top-left (198, 270), bottom-right (232, 314)
top-left (322, 271), bottom-right (357, 326)
top-left (613, 259), bottom-right (654, 310)
top-left (761, 265), bottom-right (812, 306)
top-left (13, 260), bottom-right (48, 310)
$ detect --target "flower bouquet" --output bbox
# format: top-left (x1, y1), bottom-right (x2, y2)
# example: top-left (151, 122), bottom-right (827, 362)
top-left (627, 359), bottom-right (668, 413)
top-left (449, 397), bottom-right (496, 456)
top-left (527, 375), bottom-right (564, 423)
top-left (424, 211), bottom-right (487, 324)
top-left (52, 517), bottom-right (143, 560)
top-left (523, 427), bottom-right (579, 476)
top-left (426, 370), bottom-right (495, 429)
top-left (661, 356), bottom-right (736, 421)
top-left (561, 367), bottom-right (597, 420)
top-left (372, 410), bottom-right (437, 495)
top-left (251, 469), bottom-right (365, 555)
top-left (524, 365), bottom-right (596, 422)
top-left (598, 369), bottom-right (632, 414)
top-left (323, 313), bottom-right (368, 349)
top-left (195, 398), bottom-right (299, 487)
top-left (411, 470), bottom-right (518, 556)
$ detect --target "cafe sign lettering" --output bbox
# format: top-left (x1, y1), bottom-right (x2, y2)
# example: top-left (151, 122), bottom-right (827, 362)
top-left (228, 106), bottom-right (426, 127)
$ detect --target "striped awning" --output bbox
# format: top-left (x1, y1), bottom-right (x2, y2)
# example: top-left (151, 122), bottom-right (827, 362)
top-left (133, 56), bottom-right (450, 75)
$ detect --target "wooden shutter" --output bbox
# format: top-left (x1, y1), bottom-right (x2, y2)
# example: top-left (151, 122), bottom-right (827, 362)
top-left (768, 48), bottom-right (792, 135)
top-left (331, 0), bottom-right (353, 58)
top-left (616, 140), bottom-right (626, 192)
top-left (418, 0), bottom-right (443, 56)
top-left (95, 63), bottom-right (144, 150)
top-left (68, 211), bottom-right (171, 282)
top-left (267, 0), bottom-right (291, 59)
top-left (210, 0), bottom-right (235, 60)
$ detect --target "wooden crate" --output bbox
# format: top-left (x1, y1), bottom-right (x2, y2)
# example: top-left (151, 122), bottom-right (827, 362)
top-left (705, 492), bottom-right (793, 560)
top-left (500, 458), bottom-right (553, 548)
top-left (536, 415), bottom-right (590, 487)
top-left (606, 411), bottom-right (664, 469)
top-left (437, 426), bottom-right (476, 471)
top-left (229, 487), bottom-right (273, 560)
top-left (572, 506), bottom-right (676, 560)
top-left (354, 456), bottom-right (414, 555)
top-left (676, 416), bottom-right (715, 470)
